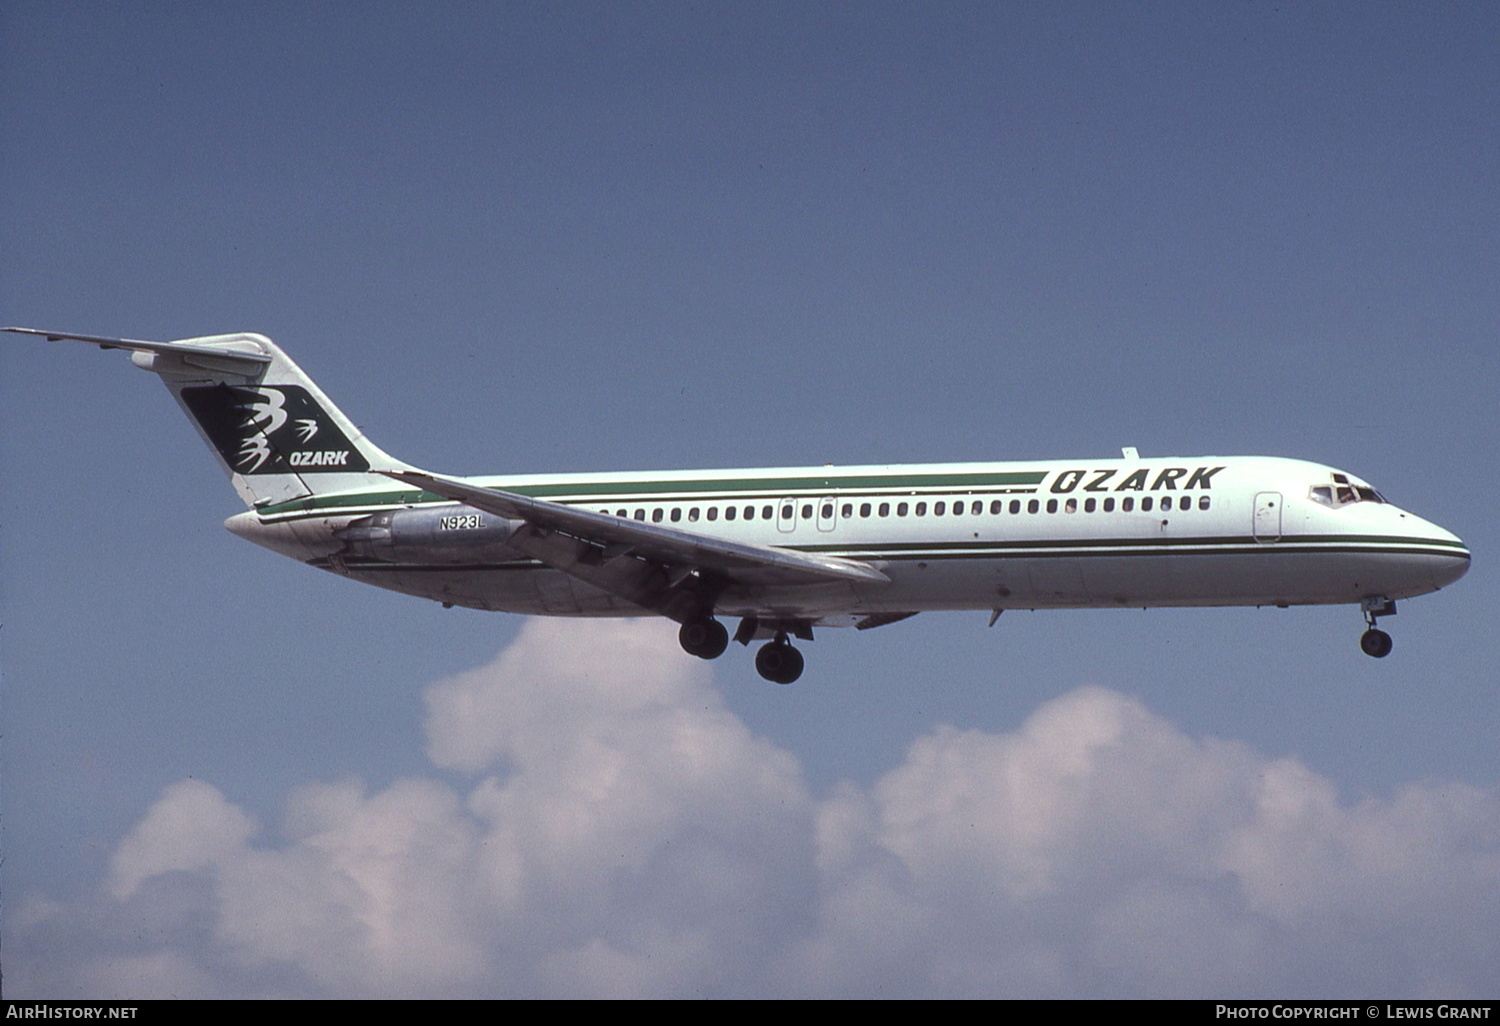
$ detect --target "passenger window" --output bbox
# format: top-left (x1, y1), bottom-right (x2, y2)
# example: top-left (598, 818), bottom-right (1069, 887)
top-left (1122, 497), bottom-right (1134, 512)
top-left (781, 504), bottom-right (794, 520)
top-left (1085, 498), bottom-right (1096, 512)
top-left (842, 503), bottom-right (853, 518)
top-left (1010, 499), bottom-right (1021, 514)
top-left (634, 509), bottom-right (645, 521)
top-left (801, 504), bottom-right (813, 520)
top-left (1141, 497), bottom-right (1153, 512)
top-left (1046, 499), bottom-right (1058, 513)
top-left (1160, 496), bottom-right (1172, 512)
top-left (1103, 497), bottom-right (1114, 512)
top-left (616, 509), bottom-right (626, 517)
top-left (652, 508), bottom-right (664, 522)
top-left (726, 506), bottom-right (737, 521)
top-left (953, 501), bottom-right (963, 516)
top-left (897, 502), bottom-right (909, 516)
top-left (915, 502), bottom-right (927, 516)
top-left (935, 501), bottom-right (946, 516)
top-left (1065, 498), bottom-right (1077, 513)
top-left (821, 502), bottom-right (834, 519)
top-left (671, 508), bottom-right (682, 522)
top-left (879, 502), bottom-right (890, 517)
top-left (707, 507), bottom-right (718, 521)
top-left (860, 502), bottom-right (872, 518)
top-left (1199, 496), bottom-right (1210, 510)
top-left (1028, 499), bottom-right (1039, 513)
top-left (763, 505), bottom-right (774, 520)
top-left (744, 505), bottom-right (755, 520)
top-left (970, 501), bottom-right (981, 515)
top-left (990, 500), bottom-right (1002, 514)
top-left (688, 507), bottom-right (699, 521)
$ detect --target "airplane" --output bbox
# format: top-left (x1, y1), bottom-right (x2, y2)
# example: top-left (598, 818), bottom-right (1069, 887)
top-left (6, 326), bottom-right (1470, 683)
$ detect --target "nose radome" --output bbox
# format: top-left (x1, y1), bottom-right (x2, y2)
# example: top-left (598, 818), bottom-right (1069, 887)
top-left (1416, 518), bottom-right (1469, 588)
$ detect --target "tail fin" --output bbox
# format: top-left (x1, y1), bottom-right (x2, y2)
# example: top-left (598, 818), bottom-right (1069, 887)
top-left (4, 327), bottom-right (416, 509)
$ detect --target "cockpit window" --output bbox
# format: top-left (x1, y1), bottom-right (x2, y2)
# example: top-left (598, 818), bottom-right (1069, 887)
top-left (1309, 475), bottom-right (1385, 508)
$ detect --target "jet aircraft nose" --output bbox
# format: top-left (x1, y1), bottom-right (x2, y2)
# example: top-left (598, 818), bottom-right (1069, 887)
top-left (1415, 518), bottom-right (1469, 590)
top-left (1435, 545), bottom-right (1470, 590)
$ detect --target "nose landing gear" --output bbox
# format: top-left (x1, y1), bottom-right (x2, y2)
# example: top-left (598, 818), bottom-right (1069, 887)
top-left (1360, 597), bottom-right (1396, 658)
top-left (1360, 629), bottom-right (1393, 658)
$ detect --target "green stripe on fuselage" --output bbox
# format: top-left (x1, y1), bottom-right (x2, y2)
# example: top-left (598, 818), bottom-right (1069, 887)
top-left (796, 534), bottom-right (1471, 555)
top-left (256, 469), bottom-right (1050, 517)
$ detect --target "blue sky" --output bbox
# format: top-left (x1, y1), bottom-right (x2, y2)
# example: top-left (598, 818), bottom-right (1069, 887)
top-left (2, 1), bottom-right (1496, 997)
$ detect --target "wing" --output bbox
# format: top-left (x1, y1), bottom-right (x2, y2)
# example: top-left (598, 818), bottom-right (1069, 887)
top-left (380, 469), bottom-right (888, 620)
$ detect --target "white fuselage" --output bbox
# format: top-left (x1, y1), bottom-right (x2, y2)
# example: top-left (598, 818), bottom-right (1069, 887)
top-left (10, 325), bottom-right (1464, 676)
top-left (227, 454), bottom-right (1469, 624)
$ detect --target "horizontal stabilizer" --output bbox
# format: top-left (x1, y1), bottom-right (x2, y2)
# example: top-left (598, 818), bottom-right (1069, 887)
top-left (3, 326), bottom-right (272, 372)
top-left (9, 325), bottom-right (413, 509)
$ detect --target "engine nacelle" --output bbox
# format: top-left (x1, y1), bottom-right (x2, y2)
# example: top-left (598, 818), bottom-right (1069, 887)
top-left (338, 506), bottom-right (522, 564)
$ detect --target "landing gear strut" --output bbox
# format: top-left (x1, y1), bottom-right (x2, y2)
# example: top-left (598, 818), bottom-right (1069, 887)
top-left (678, 617), bottom-right (729, 660)
top-left (754, 633), bottom-right (804, 684)
top-left (1360, 597), bottom-right (1396, 659)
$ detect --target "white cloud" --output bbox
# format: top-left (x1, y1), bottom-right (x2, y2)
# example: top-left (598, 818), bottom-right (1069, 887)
top-left (9, 620), bottom-right (1500, 997)
top-left (107, 778), bottom-right (257, 901)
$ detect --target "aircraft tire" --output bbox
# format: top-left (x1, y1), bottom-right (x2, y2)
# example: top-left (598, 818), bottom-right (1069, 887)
top-left (755, 640), bottom-right (804, 684)
top-left (679, 618), bottom-right (729, 660)
top-left (1360, 628), bottom-right (1393, 658)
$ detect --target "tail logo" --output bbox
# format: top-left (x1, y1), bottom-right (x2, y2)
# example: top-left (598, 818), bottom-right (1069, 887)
top-left (181, 384), bottom-right (370, 475)
top-left (239, 434), bottom-right (275, 472)
top-left (239, 387), bottom-right (289, 438)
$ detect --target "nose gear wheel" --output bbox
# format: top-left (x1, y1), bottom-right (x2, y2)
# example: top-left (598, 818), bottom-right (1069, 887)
top-left (1359, 598), bottom-right (1396, 658)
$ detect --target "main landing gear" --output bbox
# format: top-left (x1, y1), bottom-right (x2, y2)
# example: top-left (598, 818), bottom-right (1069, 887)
top-left (753, 633), bottom-right (804, 685)
top-left (676, 615), bottom-right (808, 684)
top-left (1359, 597), bottom-right (1396, 659)
top-left (678, 617), bottom-right (729, 660)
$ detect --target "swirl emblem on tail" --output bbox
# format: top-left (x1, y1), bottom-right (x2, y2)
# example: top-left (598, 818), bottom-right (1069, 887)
top-left (181, 384), bottom-right (370, 475)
